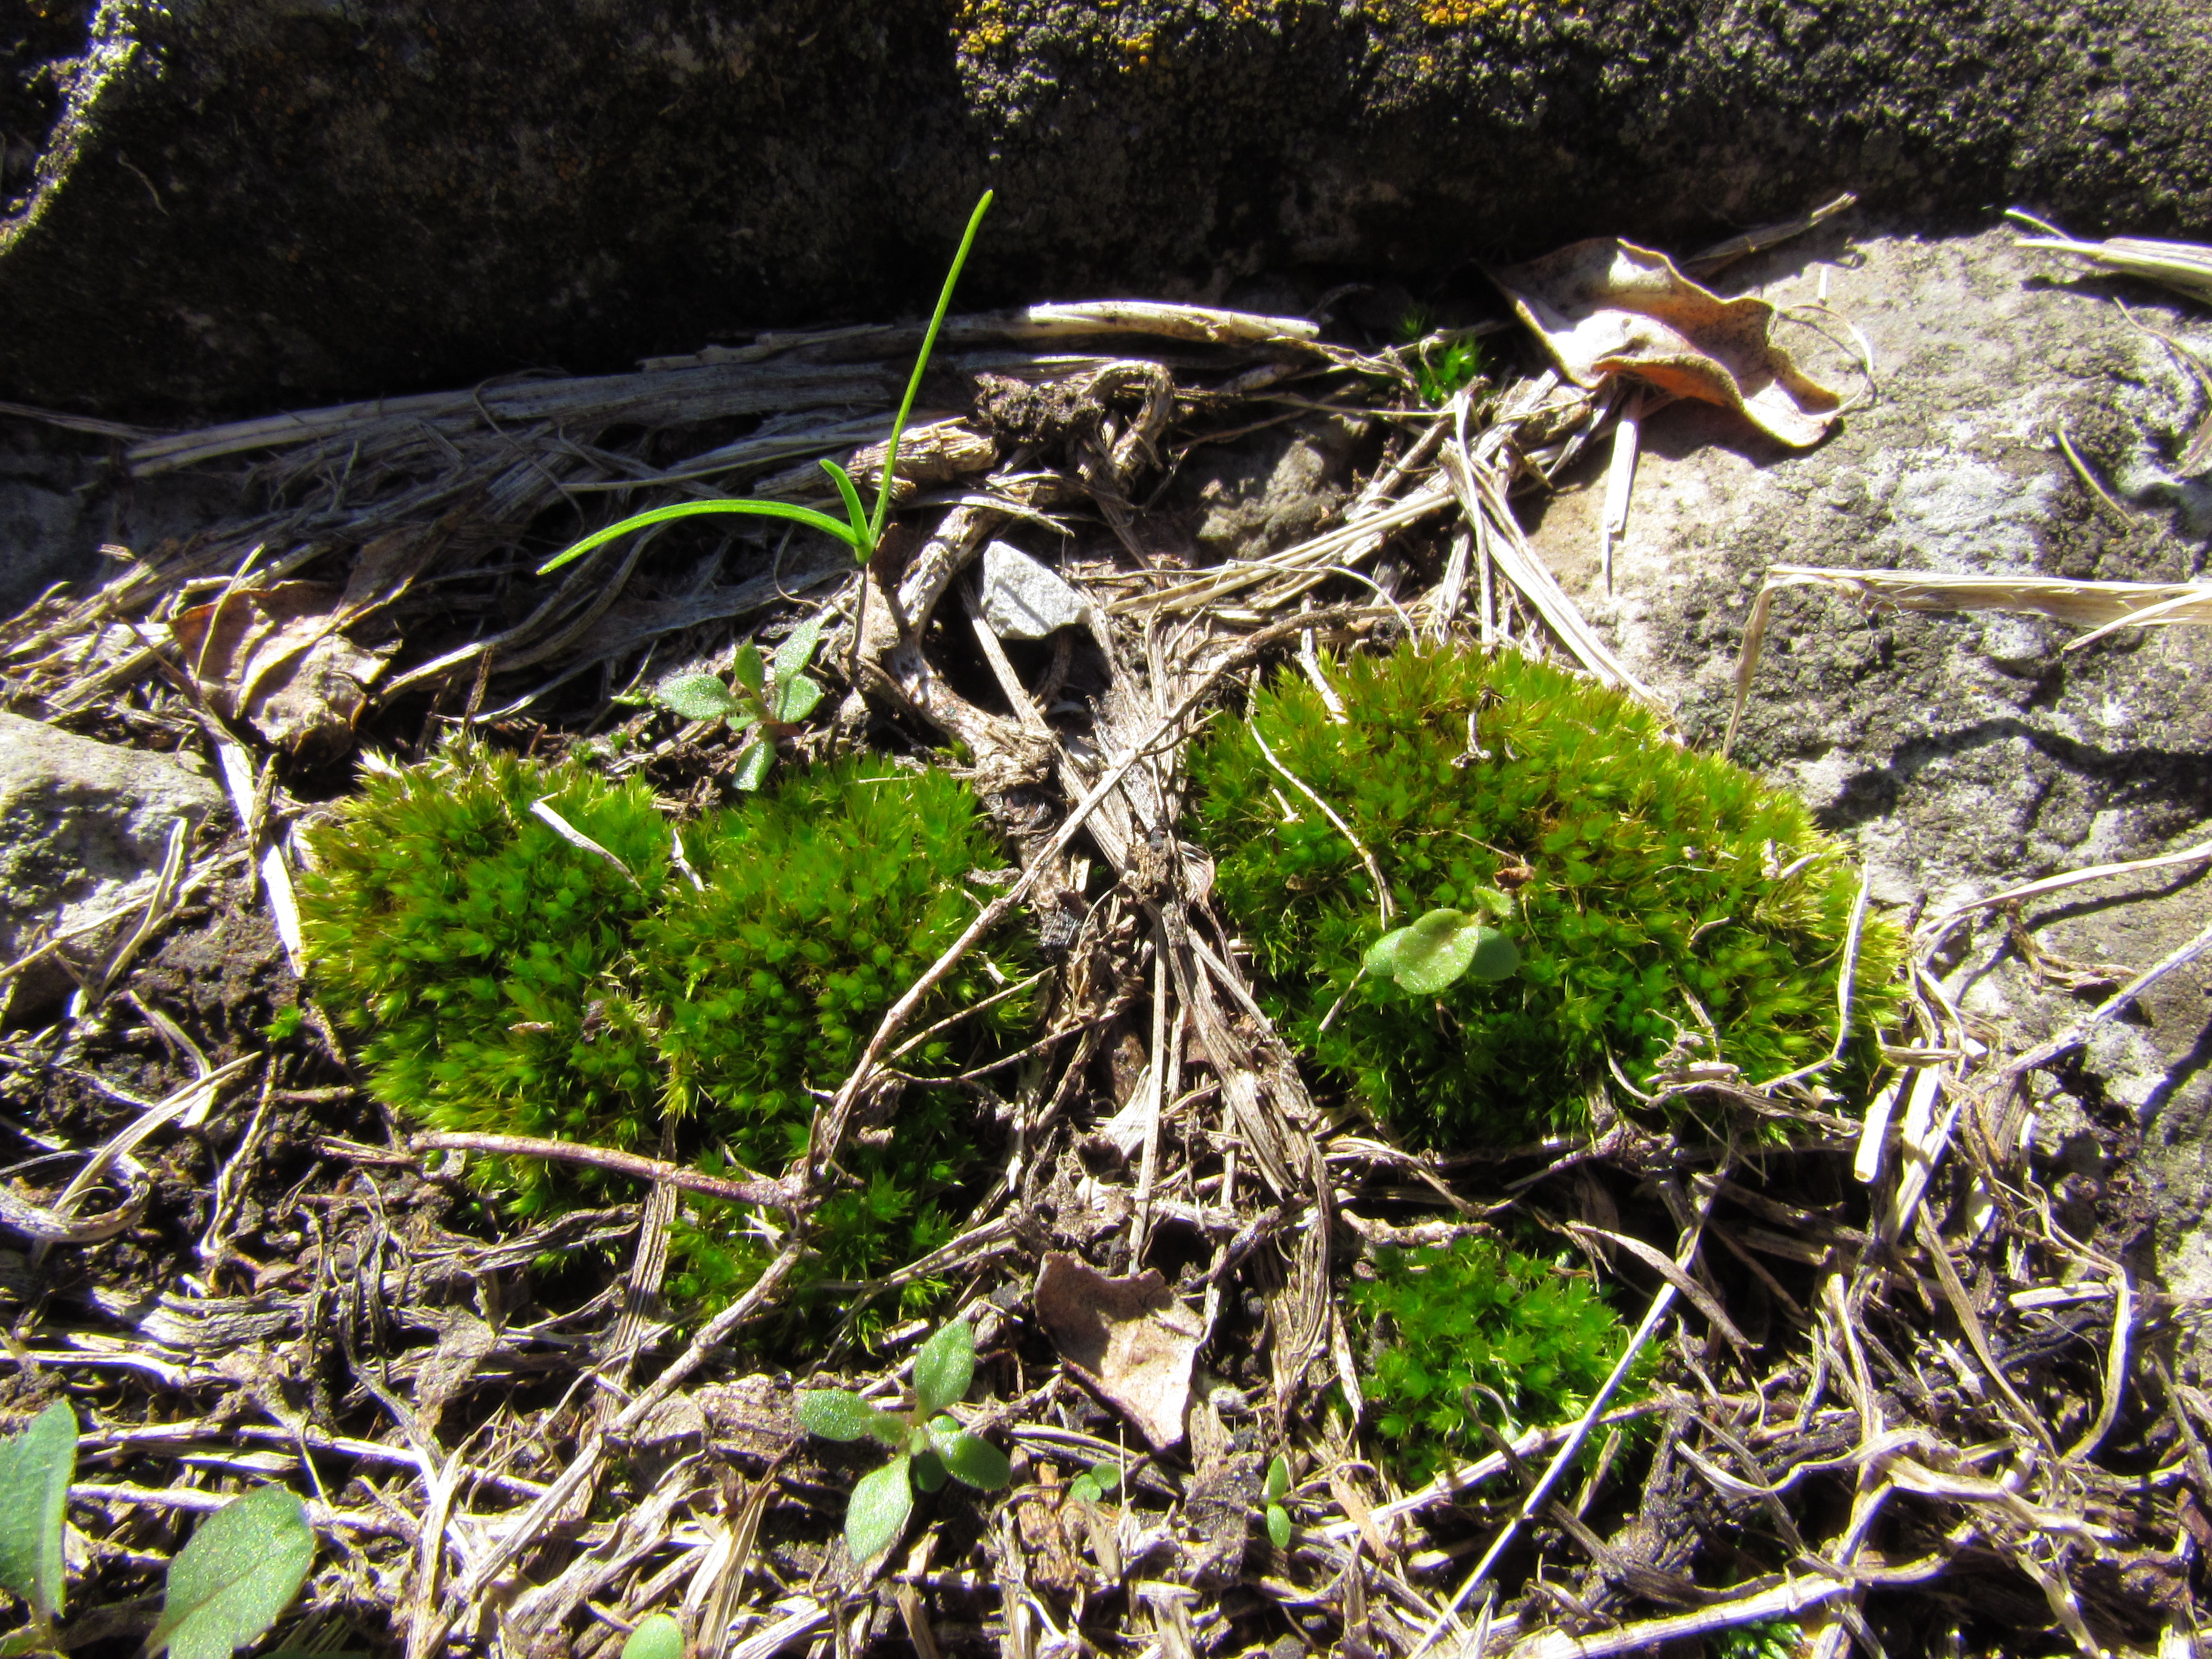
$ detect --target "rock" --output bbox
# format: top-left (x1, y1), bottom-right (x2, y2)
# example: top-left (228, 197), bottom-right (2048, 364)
top-left (0, 712), bottom-right (227, 1020)
top-left (0, 417), bottom-right (249, 616)
top-left (1523, 224), bottom-right (2211, 1303)
top-left (980, 540), bottom-right (1088, 640)
top-left (1189, 416), bottom-right (1367, 565)
top-left (5, 1), bottom-right (2211, 417)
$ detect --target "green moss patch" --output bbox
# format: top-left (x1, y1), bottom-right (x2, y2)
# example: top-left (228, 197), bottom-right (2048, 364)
top-left (1190, 645), bottom-right (1899, 1144)
top-left (297, 745), bottom-right (1034, 1299)
top-left (1353, 1233), bottom-right (1645, 1484)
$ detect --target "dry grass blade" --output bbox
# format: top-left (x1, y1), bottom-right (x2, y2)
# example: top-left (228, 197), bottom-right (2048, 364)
top-left (1916, 835), bottom-right (2212, 952)
top-left (1725, 564), bottom-right (2212, 753)
top-left (2009, 212), bottom-right (2212, 305)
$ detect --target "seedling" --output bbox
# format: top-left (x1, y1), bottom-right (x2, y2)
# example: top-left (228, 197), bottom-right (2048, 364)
top-left (653, 612), bottom-right (828, 791)
top-left (1065, 1461), bottom-right (1121, 1506)
top-left (0, 1402), bottom-right (315, 1659)
top-left (795, 1320), bottom-right (1011, 1565)
top-left (1262, 1455), bottom-right (1293, 1550)
top-left (537, 193), bottom-right (995, 674)
top-left (1362, 890), bottom-right (1518, 995)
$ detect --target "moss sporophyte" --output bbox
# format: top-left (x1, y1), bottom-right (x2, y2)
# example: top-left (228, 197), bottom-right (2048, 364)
top-left (1189, 643), bottom-right (1901, 1147)
top-left (295, 743), bottom-right (1036, 1306)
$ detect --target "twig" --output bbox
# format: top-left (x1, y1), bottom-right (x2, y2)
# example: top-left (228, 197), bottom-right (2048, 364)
top-left (410, 1133), bottom-right (796, 1209)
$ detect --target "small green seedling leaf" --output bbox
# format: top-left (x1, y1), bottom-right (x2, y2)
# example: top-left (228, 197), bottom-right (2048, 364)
top-left (1068, 1459), bottom-right (1120, 1505)
top-left (620, 1612), bottom-right (684, 1659)
top-left (730, 645), bottom-right (768, 699)
top-left (796, 1390), bottom-right (904, 1447)
top-left (0, 1400), bottom-right (76, 1621)
top-left (1264, 1454), bottom-right (1291, 1504)
top-left (146, 1483), bottom-right (314, 1659)
top-left (844, 1456), bottom-right (913, 1564)
top-left (654, 675), bottom-right (745, 724)
top-left (910, 1450), bottom-right (948, 1494)
top-left (1363, 909), bottom-right (1520, 995)
top-left (913, 1321), bottom-right (976, 1417)
top-left (1266, 1503), bottom-right (1292, 1550)
top-left (772, 612), bottom-right (828, 688)
top-left (774, 673), bottom-right (826, 726)
top-left (927, 1422), bottom-right (1011, 1492)
top-left (731, 737), bottom-right (775, 794)
top-left (1464, 884), bottom-right (1513, 921)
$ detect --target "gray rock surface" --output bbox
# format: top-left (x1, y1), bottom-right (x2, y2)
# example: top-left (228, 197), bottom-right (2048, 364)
top-left (0, 711), bottom-right (227, 1018)
top-left (0, 419), bottom-right (247, 615)
top-left (4, 0), bottom-right (2209, 416)
top-left (981, 540), bottom-right (1090, 640)
top-left (1524, 225), bottom-right (2211, 1294)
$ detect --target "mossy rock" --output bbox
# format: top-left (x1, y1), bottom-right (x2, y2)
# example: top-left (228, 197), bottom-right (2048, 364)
top-left (297, 743), bottom-right (1035, 1297)
top-left (1189, 644), bottom-right (1900, 1146)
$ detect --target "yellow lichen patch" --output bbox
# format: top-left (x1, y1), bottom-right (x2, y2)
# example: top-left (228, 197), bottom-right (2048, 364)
top-left (1420, 0), bottom-right (1531, 22)
top-left (949, 0), bottom-right (1010, 54)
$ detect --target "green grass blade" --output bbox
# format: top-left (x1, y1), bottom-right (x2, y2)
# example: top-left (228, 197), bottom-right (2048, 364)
top-left (818, 459), bottom-right (874, 558)
top-left (870, 190), bottom-right (994, 545)
top-left (536, 499), bottom-right (861, 576)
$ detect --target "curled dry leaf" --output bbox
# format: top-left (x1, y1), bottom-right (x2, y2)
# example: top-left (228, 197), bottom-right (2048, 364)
top-left (1034, 1252), bottom-right (1203, 1451)
top-left (1493, 239), bottom-right (1842, 448)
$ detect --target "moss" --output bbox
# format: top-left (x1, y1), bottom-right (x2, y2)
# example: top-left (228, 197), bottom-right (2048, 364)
top-left (297, 744), bottom-right (1034, 1299)
top-left (1188, 645), bottom-right (1900, 1145)
top-left (1352, 1233), bottom-right (1645, 1484)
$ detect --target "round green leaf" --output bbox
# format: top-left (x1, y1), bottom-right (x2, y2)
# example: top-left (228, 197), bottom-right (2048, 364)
top-left (146, 1484), bottom-right (314, 1659)
top-left (844, 1457), bottom-right (913, 1564)
top-left (773, 673), bottom-right (826, 725)
top-left (653, 675), bottom-right (742, 724)
top-left (911, 1450), bottom-right (948, 1494)
top-left (796, 1390), bottom-right (901, 1445)
top-left (1264, 1454), bottom-right (1290, 1503)
top-left (0, 1400), bottom-right (76, 1620)
top-left (912, 1321), bottom-right (976, 1417)
top-left (620, 1612), bottom-right (684, 1659)
top-left (927, 1419), bottom-right (1011, 1491)
top-left (1363, 909), bottom-right (1519, 995)
top-left (1463, 925), bottom-right (1521, 984)
top-left (1266, 1503), bottom-right (1292, 1550)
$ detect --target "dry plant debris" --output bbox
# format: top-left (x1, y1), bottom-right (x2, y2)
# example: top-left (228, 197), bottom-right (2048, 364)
top-left (0, 204), bottom-right (2202, 1659)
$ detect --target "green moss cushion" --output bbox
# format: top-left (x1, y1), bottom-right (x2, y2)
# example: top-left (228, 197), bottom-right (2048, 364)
top-left (299, 745), bottom-right (1034, 1290)
top-left (1189, 645), bottom-right (1898, 1145)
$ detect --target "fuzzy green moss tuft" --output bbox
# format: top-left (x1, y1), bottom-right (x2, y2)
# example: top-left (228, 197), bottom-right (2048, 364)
top-left (297, 745), bottom-right (1034, 1295)
top-left (1352, 1234), bottom-right (1645, 1484)
top-left (1189, 645), bottom-right (1899, 1144)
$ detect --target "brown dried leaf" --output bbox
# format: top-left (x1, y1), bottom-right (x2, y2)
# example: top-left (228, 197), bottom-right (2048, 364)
top-left (1034, 1252), bottom-right (1202, 1451)
top-left (167, 582), bottom-right (392, 755)
top-left (1493, 239), bottom-right (1842, 448)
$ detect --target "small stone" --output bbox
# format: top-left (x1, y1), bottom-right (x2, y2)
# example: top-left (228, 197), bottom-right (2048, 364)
top-left (0, 712), bottom-right (227, 1018)
top-left (980, 540), bottom-right (1088, 640)
top-left (1979, 613), bottom-right (2049, 676)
